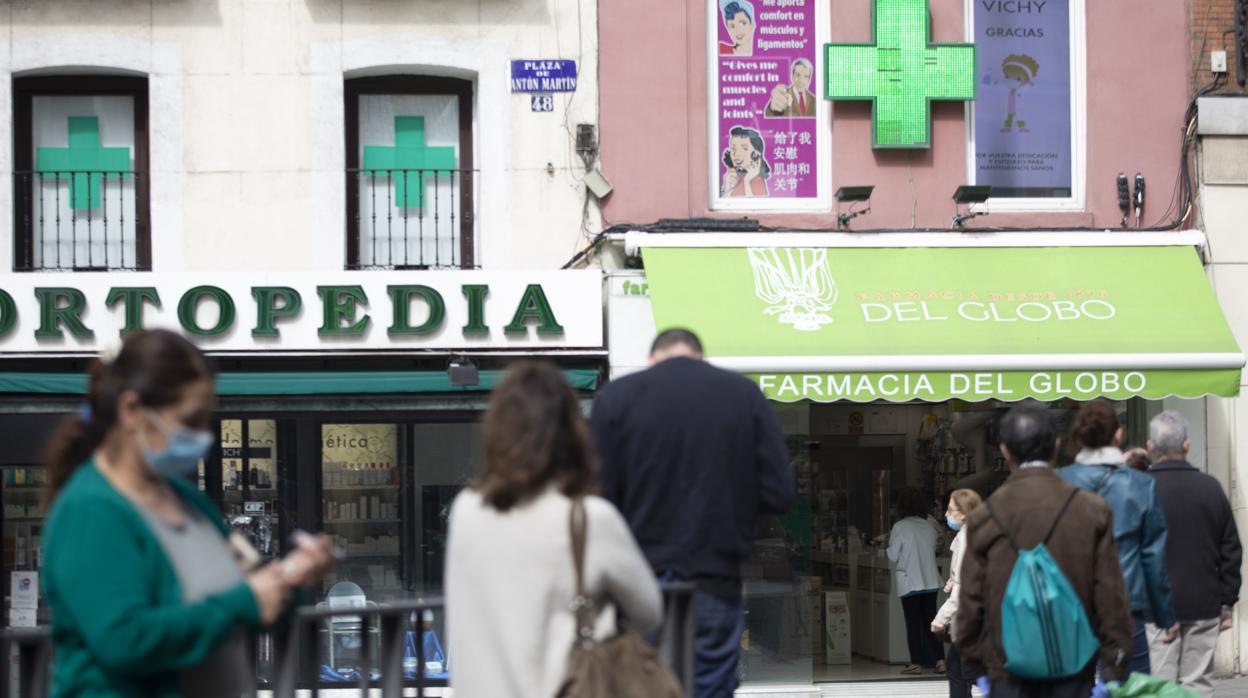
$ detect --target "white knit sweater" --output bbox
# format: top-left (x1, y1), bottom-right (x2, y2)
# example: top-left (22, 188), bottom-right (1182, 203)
top-left (445, 488), bottom-right (663, 698)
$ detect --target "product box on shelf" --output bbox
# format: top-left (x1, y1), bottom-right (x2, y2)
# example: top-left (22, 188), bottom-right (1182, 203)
top-left (800, 576), bottom-right (824, 658)
top-left (824, 590), bottom-right (851, 665)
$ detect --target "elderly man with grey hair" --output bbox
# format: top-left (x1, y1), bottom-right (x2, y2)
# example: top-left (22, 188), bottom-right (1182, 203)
top-left (1145, 411), bottom-right (1242, 696)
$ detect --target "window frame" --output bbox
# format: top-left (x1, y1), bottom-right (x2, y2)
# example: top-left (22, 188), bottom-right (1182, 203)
top-left (12, 75), bottom-right (151, 271)
top-left (344, 75), bottom-right (476, 270)
top-left (705, 0), bottom-right (833, 213)
top-left (962, 0), bottom-right (1087, 212)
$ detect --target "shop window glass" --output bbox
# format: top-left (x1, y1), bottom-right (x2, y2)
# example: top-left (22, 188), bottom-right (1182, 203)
top-left (970, 0), bottom-right (1076, 200)
top-left (411, 422), bottom-right (482, 595)
top-left (2, 465), bottom-right (48, 628)
top-left (314, 419), bottom-right (478, 681)
top-left (220, 419), bottom-right (282, 562)
top-left (748, 398), bottom-right (1156, 686)
top-left (321, 423), bottom-right (403, 603)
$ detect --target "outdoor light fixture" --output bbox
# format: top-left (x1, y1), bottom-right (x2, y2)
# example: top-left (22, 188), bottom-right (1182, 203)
top-left (952, 185), bottom-right (992, 229)
top-left (447, 357), bottom-right (480, 387)
top-left (1117, 172), bottom-right (1131, 228)
top-left (835, 185), bottom-right (874, 229)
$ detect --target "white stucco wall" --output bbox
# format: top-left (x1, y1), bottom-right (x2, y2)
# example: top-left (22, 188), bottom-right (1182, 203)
top-left (0, 0), bottom-right (601, 273)
top-left (1199, 130), bottom-right (1248, 676)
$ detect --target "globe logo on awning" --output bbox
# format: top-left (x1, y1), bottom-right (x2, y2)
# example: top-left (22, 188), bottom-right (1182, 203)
top-left (748, 248), bottom-right (837, 331)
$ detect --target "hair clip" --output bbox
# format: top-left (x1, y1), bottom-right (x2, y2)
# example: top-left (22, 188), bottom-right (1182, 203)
top-left (98, 339), bottom-right (123, 366)
top-left (77, 403), bottom-right (93, 424)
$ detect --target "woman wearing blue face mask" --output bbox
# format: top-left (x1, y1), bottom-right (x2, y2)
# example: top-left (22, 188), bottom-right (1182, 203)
top-left (40, 329), bottom-right (334, 698)
top-left (931, 488), bottom-right (983, 698)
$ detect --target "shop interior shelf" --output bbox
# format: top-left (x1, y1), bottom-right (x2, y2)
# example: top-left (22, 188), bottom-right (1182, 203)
top-left (323, 486), bottom-right (398, 492)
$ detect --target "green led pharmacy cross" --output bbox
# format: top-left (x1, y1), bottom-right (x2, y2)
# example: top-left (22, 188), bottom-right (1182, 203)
top-left (825, 0), bottom-right (976, 148)
top-left (36, 117), bottom-right (131, 209)
top-left (362, 116), bottom-right (457, 209)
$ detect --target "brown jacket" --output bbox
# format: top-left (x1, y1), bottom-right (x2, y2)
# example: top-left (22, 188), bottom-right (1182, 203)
top-left (954, 467), bottom-right (1134, 682)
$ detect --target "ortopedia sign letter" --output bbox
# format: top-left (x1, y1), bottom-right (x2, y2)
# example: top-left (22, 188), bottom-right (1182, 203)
top-left (0, 271), bottom-right (603, 353)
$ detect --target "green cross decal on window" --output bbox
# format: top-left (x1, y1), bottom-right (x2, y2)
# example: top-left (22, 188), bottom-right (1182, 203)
top-left (825, 0), bottom-right (976, 149)
top-left (36, 116), bottom-right (131, 209)
top-left (362, 116), bottom-right (457, 210)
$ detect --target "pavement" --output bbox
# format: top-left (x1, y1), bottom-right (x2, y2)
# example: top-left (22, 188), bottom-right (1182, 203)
top-left (1216, 676), bottom-right (1248, 697)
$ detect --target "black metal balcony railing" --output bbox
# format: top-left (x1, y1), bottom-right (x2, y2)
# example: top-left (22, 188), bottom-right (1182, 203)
top-left (14, 170), bottom-right (145, 272)
top-left (0, 584), bottom-right (695, 697)
top-left (347, 168), bottom-right (476, 270)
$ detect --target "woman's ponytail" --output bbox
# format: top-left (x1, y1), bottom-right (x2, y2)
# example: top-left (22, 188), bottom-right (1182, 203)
top-left (42, 361), bottom-right (120, 503)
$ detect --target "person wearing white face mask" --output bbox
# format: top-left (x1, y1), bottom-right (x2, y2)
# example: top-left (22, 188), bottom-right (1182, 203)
top-left (40, 329), bottom-right (335, 698)
top-left (932, 488), bottom-right (983, 698)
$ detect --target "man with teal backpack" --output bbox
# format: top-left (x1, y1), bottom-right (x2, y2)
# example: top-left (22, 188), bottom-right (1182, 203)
top-left (956, 405), bottom-right (1135, 697)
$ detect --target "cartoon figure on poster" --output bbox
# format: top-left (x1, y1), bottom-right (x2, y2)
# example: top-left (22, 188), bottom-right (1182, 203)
top-left (721, 126), bottom-right (771, 198)
top-left (765, 59), bottom-right (816, 118)
top-left (983, 54), bottom-right (1039, 133)
top-left (718, 0), bottom-right (756, 56)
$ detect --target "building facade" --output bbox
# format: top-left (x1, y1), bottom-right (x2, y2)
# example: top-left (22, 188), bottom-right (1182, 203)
top-left (0, 1), bottom-right (607, 689)
top-left (1194, 0), bottom-right (1248, 680)
top-left (595, 0), bottom-right (1248, 695)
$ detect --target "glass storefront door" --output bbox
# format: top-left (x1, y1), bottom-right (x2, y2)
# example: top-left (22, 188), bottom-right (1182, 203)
top-left (201, 418), bottom-right (292, 565)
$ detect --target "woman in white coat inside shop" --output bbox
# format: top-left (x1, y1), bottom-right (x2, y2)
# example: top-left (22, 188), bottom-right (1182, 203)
top-left (888, 487), bottom-right (946, 675)
top-left (931, 488), bottom-right (983, 698)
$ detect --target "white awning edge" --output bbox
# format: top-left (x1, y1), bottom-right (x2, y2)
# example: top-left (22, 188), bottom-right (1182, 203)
top-left (709, 352), bottom-right (1247, 373)
top-left (622, 230), bottom-right (1207, 256)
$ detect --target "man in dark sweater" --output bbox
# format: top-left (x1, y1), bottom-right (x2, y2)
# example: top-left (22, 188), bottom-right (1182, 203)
top-left (1146, 411), bottom-right (1242, 696)
top-left (589, 328), bottom-right (795, 698)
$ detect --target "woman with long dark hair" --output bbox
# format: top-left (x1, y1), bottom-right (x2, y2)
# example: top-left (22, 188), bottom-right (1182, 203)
top-left (445, 361), bottom-right (662, 698)
top-left (41, 329), bottom-right (333, 698)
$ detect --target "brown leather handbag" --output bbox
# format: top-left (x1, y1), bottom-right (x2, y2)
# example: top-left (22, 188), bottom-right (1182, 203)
top-left (555, 498), bottom-right (683, 698)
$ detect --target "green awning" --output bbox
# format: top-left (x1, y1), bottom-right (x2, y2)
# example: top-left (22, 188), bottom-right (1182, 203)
top-left (642, 245), bottom-right (1243, 402)
top-left (0, 369), bottom-right (600, 396)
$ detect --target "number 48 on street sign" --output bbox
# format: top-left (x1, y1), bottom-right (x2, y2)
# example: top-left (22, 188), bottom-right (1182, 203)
top-left (531, 95), bottom-right (554, 112)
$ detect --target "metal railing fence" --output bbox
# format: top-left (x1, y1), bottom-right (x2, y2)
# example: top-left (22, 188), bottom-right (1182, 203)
top-left (1, 583), bottom-right (696, 697)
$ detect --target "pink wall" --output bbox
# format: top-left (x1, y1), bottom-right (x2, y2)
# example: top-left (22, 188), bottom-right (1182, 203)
top-left (599, 0), bottom-right (1189, 230)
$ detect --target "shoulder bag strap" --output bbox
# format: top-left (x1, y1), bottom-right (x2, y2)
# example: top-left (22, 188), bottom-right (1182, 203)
top-left (984, 498), bottom-right (1021, 552)
top-left (569, 498), bottom-right (595, 643)
top-left (1041, 488), bottom-right (1081, 546)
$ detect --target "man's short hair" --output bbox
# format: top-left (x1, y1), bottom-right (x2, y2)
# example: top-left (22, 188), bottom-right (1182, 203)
top-left (650, 328), bottom-right (704, 357)
top-left (792, 58), bottom-right (813, 75)
top-left (999, 405), bottom-right (1058, 465)
top-left (1149, 411), bottom-right (1189, 455)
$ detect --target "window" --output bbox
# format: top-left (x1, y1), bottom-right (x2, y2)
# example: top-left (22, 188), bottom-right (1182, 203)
top-left (706, 0), bottom-right (831, 212)
top-left (966, 0), bottom-right (1085, 208)
top-left (13, 76), bottom-right (150, 271)
top-left (345, 76), bottom-right (475, 270)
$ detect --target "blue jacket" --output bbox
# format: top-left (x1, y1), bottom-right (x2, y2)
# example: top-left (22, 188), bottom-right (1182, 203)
top-left (1060, 450), bottom-right (1176, 628)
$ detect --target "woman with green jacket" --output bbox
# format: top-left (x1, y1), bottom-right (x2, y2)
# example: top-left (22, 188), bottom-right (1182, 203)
top-left (41, 329), bottom-right (333, 697)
